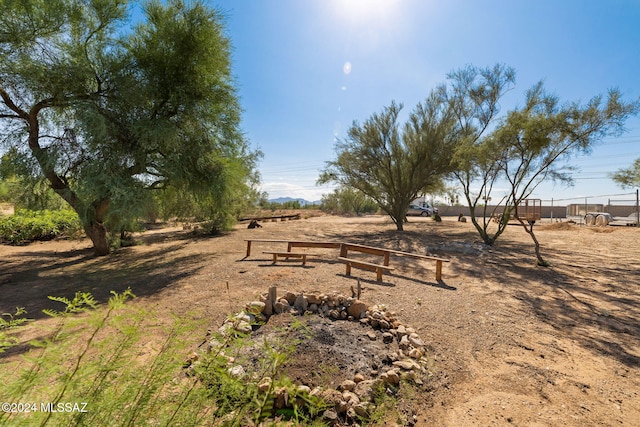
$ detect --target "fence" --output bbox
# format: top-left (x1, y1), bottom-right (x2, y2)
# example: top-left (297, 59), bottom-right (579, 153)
top-left (437, 190), bottom-right (640, 224)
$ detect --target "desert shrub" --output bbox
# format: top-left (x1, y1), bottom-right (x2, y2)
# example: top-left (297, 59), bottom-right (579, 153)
top-left (0, 209), bottom-right (82, 244)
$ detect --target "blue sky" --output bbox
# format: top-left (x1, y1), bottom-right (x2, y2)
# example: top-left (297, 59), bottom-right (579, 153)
top-left (213, 0), bottom-right (640, 205)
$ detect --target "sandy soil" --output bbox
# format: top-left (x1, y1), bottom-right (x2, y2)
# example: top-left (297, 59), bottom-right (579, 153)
top-left (1, 213), bottom-right (639, 426)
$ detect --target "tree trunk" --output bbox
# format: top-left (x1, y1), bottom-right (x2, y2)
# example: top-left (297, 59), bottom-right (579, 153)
top-left (518, 219), bottom-right (549, 267)
top-left (84, 221), bottom-right (110, 256)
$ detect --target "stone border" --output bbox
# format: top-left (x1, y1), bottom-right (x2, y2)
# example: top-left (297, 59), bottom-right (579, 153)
top-left (189, 288), bottom-right (428, 425)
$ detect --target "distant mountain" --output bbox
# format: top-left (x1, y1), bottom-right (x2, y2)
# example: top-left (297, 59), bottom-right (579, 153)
top-left (268, 197), bottom-right (320, 206)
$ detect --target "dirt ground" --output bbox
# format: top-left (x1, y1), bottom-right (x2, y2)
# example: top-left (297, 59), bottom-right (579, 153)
top-left (1, 213), bottom-right (639, 426)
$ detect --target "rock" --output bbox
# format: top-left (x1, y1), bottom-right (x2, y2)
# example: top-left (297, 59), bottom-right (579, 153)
top-left (379, 319), bottom-right (391, 330)
top-left (353, 403), bottom-right (370, 419)
top-left (409, 348), bottom-right (424, 359)
top-left (234, 320), bottom-right (252, 334)
top-left (382, 332), bottom-right (394, 344)
top-left (318, 389), bottom-right (342, 406)
top-left (274, 301), bottom-right (289, 314)
top-left (399, 335), bottom-right (411, 348)
top-left (309, 303), bottom-right (318, 313)
top-left (366, 331), bottom-right (377, 341)
top-left (283, 292), bottom-right (297, 305)
top-left (384, 369), bottom-right (400, 385)
top-left (409, 334), bottom-right (425, 348)
top-left (385, 352), bottom-right (399, 363)
top-left (297, 385), bottom-right (311, 394)
top-left (329, 309), bottom-right (340, 319)
top-left (359, 317), bottom-right (371, 325)
top-left (294, 295), bottom-right (308, 312)
top-left (342, 391), bottom-right (360, 405)
top-left (323, 409), bottom-right (339, 421)
top-left (370, 319), bottom-right (380, 329)
top-left (228, 365), bottom-right (245, 377)
top-left (396, 324), bottom-right (407, 337)
top-left (347, 300), bottom-right (368, 318)
top-left (340, 379), bottom-right (357, 391)
top-left (393, 359), bottom-right (420, 371)
top-left (353, 373), bottom-right (366, 383)
top-left (337, 400), bottom-right (349, 414)
top-left (245, 301), bottom-right (265, 315)
top-left (257, 377), bottom-right (272, 392)
top-left (354, 379), bottom-right (377, 401)
top-left (218, 324), bottom-right (233, 337)
top-left (306, 293), bottom-right (322, 305)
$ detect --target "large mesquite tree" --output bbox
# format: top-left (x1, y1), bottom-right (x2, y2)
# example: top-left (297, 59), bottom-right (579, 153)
top-left (319, 95), bottom-right (457, 231)
top-left (0, 0), bottom-right (260, 255)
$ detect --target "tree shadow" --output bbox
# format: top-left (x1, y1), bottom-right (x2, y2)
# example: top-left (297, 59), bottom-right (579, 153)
top-left (313, 223), bottom-right (640, 368)
top-left (0, 243), bottom-right (214, 322)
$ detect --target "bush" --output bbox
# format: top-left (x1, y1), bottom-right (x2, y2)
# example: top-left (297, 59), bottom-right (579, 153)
top-left (0, 209), bottom-right (82, 244)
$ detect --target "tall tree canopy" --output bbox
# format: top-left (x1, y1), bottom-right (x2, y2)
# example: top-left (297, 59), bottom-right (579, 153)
top-left (612, 158), bottom-right (640, 188)
top-left (447, 65), bottom-right (639, 265)
top-left (318, 95), bottom-right (457, 231)
top-left (0, 0), bottom-right (261, 255)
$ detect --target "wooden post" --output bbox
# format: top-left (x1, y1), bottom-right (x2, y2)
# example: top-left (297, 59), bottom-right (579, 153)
top-left (357, 279), bottom-right (361, 299)
top-left (383, 252), bottom-right (390, 266)
top-left (435, 260), bottom-right (443, 281)
top-left (345, 262), bottom-right (352, 276)
top-left (376, 268), bottom-right (383, 282)
top-left (265, 286), bottom-right (277, 315)
top-left (246, 240), bottom-right (252, 257)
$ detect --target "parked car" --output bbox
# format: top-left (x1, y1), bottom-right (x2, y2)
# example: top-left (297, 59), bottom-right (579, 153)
top-left (406, 203), bottom-right (438, 216)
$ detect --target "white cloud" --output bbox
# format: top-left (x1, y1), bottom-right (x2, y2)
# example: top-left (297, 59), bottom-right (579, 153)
top-left (260, 181), bottom-right (335, 202)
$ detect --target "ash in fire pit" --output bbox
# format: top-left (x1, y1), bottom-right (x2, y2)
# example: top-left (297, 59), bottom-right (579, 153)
top-left (192, 288), bottom-right (430, 425)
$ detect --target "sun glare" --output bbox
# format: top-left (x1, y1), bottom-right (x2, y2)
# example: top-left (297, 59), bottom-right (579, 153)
top-left (328, 0), bottom-right (402, 27)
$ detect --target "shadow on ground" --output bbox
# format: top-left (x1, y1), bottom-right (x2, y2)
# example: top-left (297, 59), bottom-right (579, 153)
top-left (0, 241), bottom-right (215, 322)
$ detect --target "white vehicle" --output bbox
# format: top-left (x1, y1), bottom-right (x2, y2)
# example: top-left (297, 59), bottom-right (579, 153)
top-left (407, 203), bottom-right (438, 216)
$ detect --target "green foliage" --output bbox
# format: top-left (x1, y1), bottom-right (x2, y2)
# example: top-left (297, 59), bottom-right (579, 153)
top-left (320, 186), bottom-right (378, 215)
top-left (0, 149), bottom-right (68, 210)
top-left (42, 292), bottom-right (99, 317)
top-left (612, 158), bottom-right (640, 188)
top-left (256, 198), bottom-right (319, 210)
top-left (0, 289), bottom-right (221, 427)
top-left (319, 95), bottom-right (457, 230)
top-left (447, 64), bottom-right (639, 265)
top-left (0, 209), bottom-right (82, 244)
top-left (0, 307), bottom-right (29, 329)
top-left (0, 0), bottom-right (261, 255)
top-left (0, 307), bottom-right (30, 354)
top-left (0, 292), bottom-right (337, 426)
